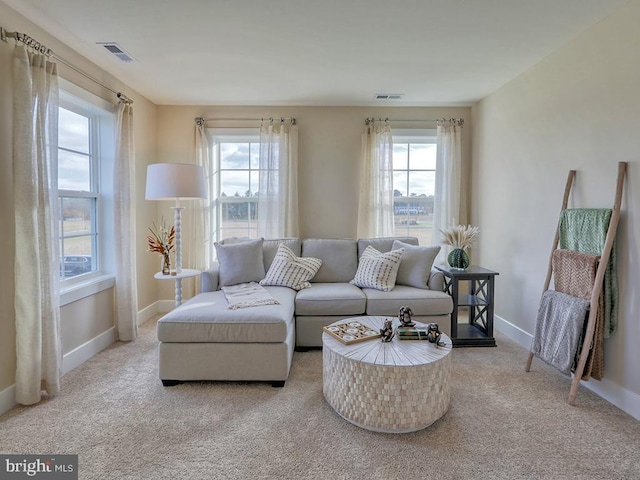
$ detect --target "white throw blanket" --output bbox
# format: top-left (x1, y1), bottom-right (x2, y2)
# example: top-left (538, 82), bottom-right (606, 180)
top-left (222, 282), bottom-right (280, 310)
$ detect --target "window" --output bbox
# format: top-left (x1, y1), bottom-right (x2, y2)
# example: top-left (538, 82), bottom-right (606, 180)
top-left (58, 81), bottom-right (114, 285)
top-left (58, 106), bottom-right (97, 279)
top-left (392, 130), bottom-right (437, 245)
top-left (209, 130), bottom-right (261, 245)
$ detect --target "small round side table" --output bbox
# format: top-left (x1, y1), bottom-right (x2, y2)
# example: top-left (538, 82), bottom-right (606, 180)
top-left (154, 269), bottom-right (200, 306)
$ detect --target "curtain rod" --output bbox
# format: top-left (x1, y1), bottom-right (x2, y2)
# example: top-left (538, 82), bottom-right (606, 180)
top-left (365, 117), bottom-right (463, 126)
top-left (1, 26), bottom-right (133, 104)
top-left (196, 116), bottom-right (296, 126)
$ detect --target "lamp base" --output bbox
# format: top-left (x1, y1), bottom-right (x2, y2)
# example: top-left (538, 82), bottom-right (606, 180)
top-left (171, 205), bottom-right (185, 274)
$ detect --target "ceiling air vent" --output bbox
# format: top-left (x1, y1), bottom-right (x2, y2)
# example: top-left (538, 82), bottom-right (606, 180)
top-left (97, 42), bottom-right (135, 62)
top-left (375, 93), bottom-right (404, 100)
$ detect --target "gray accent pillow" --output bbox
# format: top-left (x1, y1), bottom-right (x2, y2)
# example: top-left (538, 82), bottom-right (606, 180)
top-left (392, 240), bottom-right (440, 289)
top-left (219, 236), bottom-right (250, 245)
top-left (214, 238), bottom-right (265, 286)
top-left (357, 236), bottom-right (418, 258)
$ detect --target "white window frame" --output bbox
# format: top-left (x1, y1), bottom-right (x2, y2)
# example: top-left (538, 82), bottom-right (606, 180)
top-left (391, 129), bottom-right (437, 245)
top-left (58, 79), bottom-right (115, 305)
top-left (207, 128), bottom-right (261, 256)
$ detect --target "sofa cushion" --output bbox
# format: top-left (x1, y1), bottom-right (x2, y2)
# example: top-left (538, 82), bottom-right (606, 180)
top-left (350, 246), bottom-right (404, 292)
top-left (260, 244), bottom-right (322, 290)
top-left (357, 236), bottom-right (418, 258)
top-left (301, 238), bottom-right (357, 283)
top-left (295, 283), bottom-right (366, 316)
top-left (215, 238), bottom-right (265, 286)
top-left (392, 240), bottom-right (441, 289)
top-left (263, 238), bottom-right (301, 272)
top-left (363, 285), bottom-right (453, 316)
top-left (157, 286), bottom-right (295, 343)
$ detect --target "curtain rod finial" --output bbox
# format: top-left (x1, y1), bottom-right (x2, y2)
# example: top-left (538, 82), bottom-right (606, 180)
top-left (117, 92), bottom-right (133, 104)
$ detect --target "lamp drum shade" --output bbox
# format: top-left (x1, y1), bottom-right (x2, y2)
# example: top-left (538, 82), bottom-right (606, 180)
top-left (145, 163), bottom-right (207, 200)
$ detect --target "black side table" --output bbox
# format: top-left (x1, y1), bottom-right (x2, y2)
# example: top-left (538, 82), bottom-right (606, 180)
top-left (435, 265), bottom-right (499, 347)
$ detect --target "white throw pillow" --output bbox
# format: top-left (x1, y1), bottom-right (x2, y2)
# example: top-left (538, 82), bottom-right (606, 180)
top-left (215, 238), bottom-right (265, 287)
top-left (260, 244), bottom-right (322, 291)
top-left (392, 240), bottom-right (441, 289)
top-left (350, 246), bottom-right (404, 292)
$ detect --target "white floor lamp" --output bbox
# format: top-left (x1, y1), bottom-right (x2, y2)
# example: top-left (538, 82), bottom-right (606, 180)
top-left (145, 163), bottom-right (207, 274)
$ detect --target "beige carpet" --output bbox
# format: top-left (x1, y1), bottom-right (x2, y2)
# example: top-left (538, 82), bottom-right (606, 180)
top-left (1, 317), bottom-right (638, 480)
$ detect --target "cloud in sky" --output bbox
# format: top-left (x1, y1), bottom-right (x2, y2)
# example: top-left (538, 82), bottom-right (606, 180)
top-left (219, 141), bottom-right (261, 196)
top-left (58, 108), bottom-right (91, 191)
top-left (220, 142), bottom-right (259, 170)
top-left (392, 143), bottom-right (436, 197)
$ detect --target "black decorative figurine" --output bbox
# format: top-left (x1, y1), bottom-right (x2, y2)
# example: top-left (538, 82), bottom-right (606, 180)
top-left (380, 319), bottom-right (395, 342)
top-left (425, 323), bottom-right (446, 347)
top-left (398, 306), bottom-right (415, 327)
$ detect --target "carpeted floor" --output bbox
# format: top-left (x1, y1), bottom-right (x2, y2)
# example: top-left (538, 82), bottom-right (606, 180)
top-left (1, 316), bottom-right (638, 480)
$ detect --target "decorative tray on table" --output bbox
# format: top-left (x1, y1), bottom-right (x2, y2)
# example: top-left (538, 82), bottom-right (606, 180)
top-left (323, 320), bottom-right (381, 345)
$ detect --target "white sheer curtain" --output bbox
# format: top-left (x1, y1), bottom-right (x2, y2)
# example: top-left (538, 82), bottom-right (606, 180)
top-left (184, 122), bottom-right (211, 294)
top-left (356, 120), bottom-right (394, 238)
top-left (114, 100), bottom-right (138, 341)
top-left (433, 118), bottom-right (465, 260)
top-left (258, 120), bottom-right (299, 238)
top-left (13, 45), bottom-right (62, 405)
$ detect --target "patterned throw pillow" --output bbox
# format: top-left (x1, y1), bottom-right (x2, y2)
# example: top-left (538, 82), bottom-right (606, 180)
top-left (260, 244), bottom-right (322, 291)
top-left (350, 246), bottom-right (405, 292)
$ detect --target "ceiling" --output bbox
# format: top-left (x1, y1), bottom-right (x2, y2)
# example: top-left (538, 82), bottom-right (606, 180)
top-left (2, 0), bottom-right (629, 106)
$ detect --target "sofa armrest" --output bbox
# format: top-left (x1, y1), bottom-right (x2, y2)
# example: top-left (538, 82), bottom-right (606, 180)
top-left (428, 269), bottom-right (445, 292)
top-left (201, 262), bottom-right (220, 292)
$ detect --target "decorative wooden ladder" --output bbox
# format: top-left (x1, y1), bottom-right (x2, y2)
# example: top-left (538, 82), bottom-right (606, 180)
top-left (525, 161), bottom-right (627, 406)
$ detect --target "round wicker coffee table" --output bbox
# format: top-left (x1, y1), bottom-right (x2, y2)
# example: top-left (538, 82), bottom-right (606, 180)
top-left (322, 316), bottom-right (452, 433)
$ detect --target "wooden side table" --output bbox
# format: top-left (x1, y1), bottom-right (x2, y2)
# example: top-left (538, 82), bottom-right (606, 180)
top-left (154, 269), bottom-right (201, 307)
top-left (435, 265), bottom-right (499, 347)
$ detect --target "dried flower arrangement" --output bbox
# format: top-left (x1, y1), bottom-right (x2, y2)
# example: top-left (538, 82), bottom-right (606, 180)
top-left (439, 224), bottom-right (479, 269)
top-left (439, 224), bottom-right (480, 251)
top-left (147, 219), bottom-right (175, 274)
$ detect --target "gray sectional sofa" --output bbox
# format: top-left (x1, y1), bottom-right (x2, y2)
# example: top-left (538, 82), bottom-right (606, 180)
top-left (157, 236), bottom-right (453, 387)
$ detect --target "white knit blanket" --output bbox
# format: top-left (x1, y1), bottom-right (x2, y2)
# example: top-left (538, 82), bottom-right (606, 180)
top-left (222, 282), bottom-right (279, 310)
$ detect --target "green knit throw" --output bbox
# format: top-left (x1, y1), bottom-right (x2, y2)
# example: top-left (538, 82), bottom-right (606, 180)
top-left (558, 208), bottom-right (617, 337)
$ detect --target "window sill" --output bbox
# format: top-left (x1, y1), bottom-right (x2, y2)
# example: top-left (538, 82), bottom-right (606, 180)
top-left (60, 274), bottom-right (115, 307)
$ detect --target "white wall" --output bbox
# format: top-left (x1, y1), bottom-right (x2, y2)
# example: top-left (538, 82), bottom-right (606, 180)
top-left (472, 0), bottom-right (640, 415)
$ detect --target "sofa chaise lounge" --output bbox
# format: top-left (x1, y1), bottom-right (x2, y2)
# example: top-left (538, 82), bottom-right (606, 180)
top-left (157, 236), bottom-right (453, 386)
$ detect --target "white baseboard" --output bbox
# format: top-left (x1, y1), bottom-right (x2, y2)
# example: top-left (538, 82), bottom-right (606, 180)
top-left (62, 327), bottom-right (116, 375)
top-left (0, 384), bottom-right (16, 417)
top-left (136, 303), bottom-right (155, 326)
top-left (1, 327), bottom-right (118, 415)
top-left (494, 314), bottom-right (533, 350)
top-left (495, 315), bottom-right (640, 420)
top-left (2, 304), bottom-right (169, 416)
top-left (137, 301), bottom-right (159, 326)
top-left (581, 376), bottom-right (640, 421)
top-left (157, 300), bottom-right (175, 313)
top-left (136, 300), bottom-right (174, 326)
